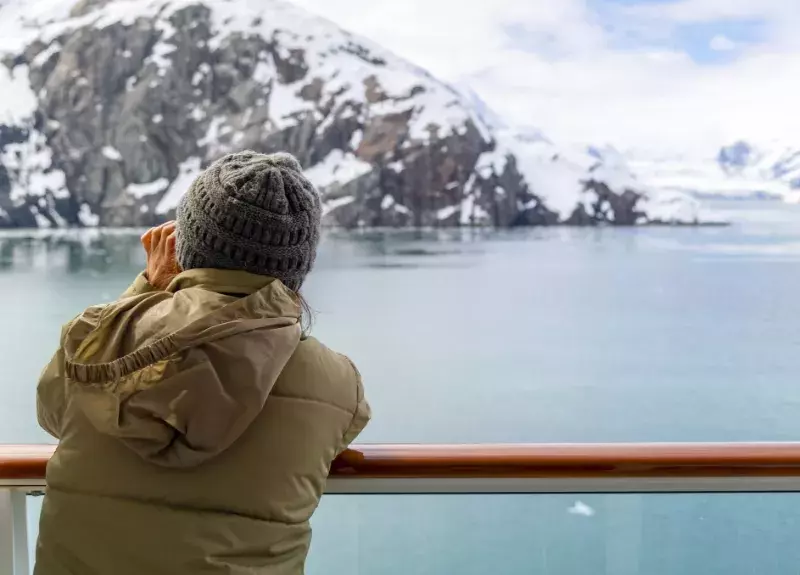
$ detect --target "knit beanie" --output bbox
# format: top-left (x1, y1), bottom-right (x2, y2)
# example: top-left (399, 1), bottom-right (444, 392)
top-left (175, 151), bottom-right (322, 291)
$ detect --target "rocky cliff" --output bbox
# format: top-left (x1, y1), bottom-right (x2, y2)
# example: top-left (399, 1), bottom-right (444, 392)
top-left (0, 0), bottom-right (703, 228)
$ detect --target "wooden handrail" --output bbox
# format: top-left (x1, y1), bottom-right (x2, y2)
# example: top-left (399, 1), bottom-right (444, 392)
top-left (6, 443), bottom-right (800, 481)
top-left (333, 443), bottom-right (800, 478)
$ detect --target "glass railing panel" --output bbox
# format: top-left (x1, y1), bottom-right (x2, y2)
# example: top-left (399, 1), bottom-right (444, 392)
top-left (8, 488), bottom-right (800, 574)
top-left (308, 492), bottom-right (800, 575)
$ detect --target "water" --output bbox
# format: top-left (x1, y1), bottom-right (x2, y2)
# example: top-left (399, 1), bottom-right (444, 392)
top-left (4, 200), bottom-right (800, 572)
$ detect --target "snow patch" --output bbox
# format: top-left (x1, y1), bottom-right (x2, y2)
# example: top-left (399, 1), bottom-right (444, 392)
top-left (31, 42), bottom-right (61, 67)
top-left (501, 133), bottom-right (587, 218)
top-left (639, 187), bottom-right (703, 223)
top-left (189, 106), bottom-right (206, 121)
top-left (475, 148), bottom-right (508, 178)
top-left (156, 156), bottom-right (202, 214)
top-left (350, 130), bottom-right (363, 150)
top-left (191, 63), bottom-right (210, 86)
top-left (101, 145), bottom-right (122, 161)
top-left (305, 149), bottom-right (372, 190)
top-left (0, 65), bottom-right (37, 125)
top-left (268, 79), bottom-right (313, 128)
top-left (380, 194), bottom-right (411, 215)
top-left (145, 17), bottom-right (177, 76)
top-left (459, 195), bottom-right (475, 226)
top-left (30, 206), bottom-right (51, 228)
top-left (2, 128), bottom-right (68, 201)
top-left (78, 203), bottom-right (99, 227)
top-left (126, 178), bottom-right (169, 199)
top-left (437, 204), bottom-right (459, 221)
top-left (587, 145), bottom-right (640, 194)
top-left (199, 116), bottom-right (227, 155)
top-left (0, 0), bottom-right (76, 54)
top-left (387, 161), bottom-right (404, 173)
top-left (322, 195), bottom-right (355, 216)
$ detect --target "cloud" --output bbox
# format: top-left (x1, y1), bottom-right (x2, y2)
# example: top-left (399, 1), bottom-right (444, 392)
top-left (710, 34), bottom-right (737, 51)
top-left (290, 0), bottom-right (800, 155)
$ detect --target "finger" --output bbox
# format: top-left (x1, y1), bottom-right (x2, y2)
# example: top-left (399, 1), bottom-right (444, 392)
top-left (141, 227), bottom-right (155, 251)
top-left (151, 222), bottom-right (170, 251)
top-left (166, 233), bottom-right (179, 268)
top-left (157, 225), bottom-right (173, 254)
top-left (162, 224), bottom-right (176, 245)
top-left (163, 220), bottom-right (176, 237)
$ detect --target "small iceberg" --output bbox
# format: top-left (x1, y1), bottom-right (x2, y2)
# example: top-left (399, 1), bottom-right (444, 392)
top-left (567, 501), bottom-right (595, 517)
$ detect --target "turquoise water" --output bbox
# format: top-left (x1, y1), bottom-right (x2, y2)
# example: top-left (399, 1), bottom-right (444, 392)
top-left (3, 200), bottom-right (800, 572)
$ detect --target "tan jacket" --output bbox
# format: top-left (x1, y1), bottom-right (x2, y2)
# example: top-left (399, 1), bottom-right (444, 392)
top-left (34, 269), bottom-right (370, 575)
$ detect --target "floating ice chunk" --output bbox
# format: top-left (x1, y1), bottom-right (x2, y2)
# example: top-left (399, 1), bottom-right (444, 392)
top-left (568, 501), bottom-right (595, 517)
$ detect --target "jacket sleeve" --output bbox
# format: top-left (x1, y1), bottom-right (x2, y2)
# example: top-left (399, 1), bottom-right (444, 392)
top-left (338, 360), bottom-right (371, 454)
top-left (36, 324), bottom-right (71, 439)
top-left (119, 272), bottom-right (158, 299)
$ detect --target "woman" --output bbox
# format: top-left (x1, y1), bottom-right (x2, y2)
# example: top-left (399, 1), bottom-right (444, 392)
top-left (34, 151), bottom-right (370, 574)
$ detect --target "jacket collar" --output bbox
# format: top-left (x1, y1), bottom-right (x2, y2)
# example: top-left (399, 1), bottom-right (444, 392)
top-left (166, 268), bottom-right (279, 296)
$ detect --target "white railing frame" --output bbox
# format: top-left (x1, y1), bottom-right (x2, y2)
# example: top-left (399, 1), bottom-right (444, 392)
top-left (0, 489), bottom-right (29, 575)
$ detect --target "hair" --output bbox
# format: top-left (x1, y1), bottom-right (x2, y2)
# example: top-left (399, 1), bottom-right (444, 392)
top-left (295, 291), bottom-right (315, 336)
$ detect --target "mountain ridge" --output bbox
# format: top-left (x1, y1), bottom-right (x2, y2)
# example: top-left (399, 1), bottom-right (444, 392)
top-left (0, 0), bottom-right (706, 228)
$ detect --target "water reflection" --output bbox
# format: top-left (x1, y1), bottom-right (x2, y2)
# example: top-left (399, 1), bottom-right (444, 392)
top-left (0, 229), bottom-right (490, 275)
top-left (322, 228), bottom-right (491, 269)
top-left (0, 231), bottom-right (144, 274)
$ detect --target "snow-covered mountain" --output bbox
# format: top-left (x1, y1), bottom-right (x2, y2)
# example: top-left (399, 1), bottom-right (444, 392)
top-left (630, 141), bottom-right (800, 203)
top-left (498, 132), bottom-right (706, 225)
top-left (0, 0), bottom-right (704, 228)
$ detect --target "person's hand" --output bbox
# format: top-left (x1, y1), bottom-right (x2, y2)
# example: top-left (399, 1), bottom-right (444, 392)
top-left (141, 221), bottom-right (181, 290)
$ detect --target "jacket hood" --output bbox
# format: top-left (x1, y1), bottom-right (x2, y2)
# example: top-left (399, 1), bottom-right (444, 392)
top-left (60, 269), bottom-right (302, 468)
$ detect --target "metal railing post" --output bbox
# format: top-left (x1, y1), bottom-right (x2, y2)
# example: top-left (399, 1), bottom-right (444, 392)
top-left (0, 489), bottom-right (29, 575)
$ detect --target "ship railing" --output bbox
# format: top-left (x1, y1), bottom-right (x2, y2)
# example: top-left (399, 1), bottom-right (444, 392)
top-left (5, 442), bottom-right (800, 575)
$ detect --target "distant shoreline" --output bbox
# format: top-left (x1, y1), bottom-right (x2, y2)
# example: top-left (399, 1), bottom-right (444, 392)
top-left (0, 220), bottom-right (732, 235)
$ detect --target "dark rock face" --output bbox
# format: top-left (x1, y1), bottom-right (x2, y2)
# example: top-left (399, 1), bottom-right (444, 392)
top-left (566, 181), bottom-right (644, 226)
top-left (0, 0), bottom-right (686, 228)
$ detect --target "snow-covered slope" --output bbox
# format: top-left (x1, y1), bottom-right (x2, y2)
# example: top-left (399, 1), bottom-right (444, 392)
top-left (630, 141), bottom-right (800, 204)
top-left (0, 0), bottom-right (704, 228)
top-left (495, 130), bottom-right (706, 225)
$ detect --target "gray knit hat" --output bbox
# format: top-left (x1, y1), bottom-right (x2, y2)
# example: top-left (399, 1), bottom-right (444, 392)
top-left (175, 151), bottom-right (322, 291)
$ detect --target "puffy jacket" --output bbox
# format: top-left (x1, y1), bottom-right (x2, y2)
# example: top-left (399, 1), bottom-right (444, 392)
top-left (34, 268), bottom-right (370, 575)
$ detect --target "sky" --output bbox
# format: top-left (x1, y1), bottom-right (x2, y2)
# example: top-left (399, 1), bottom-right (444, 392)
top-left (290, 0), bottom-right (800, 157)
